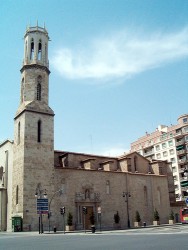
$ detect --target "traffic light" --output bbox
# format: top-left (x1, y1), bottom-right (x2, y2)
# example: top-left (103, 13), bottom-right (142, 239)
top-left (82, 206), bottom-right (87, 214)
top-left (60, 207), bottom-right (66, 215)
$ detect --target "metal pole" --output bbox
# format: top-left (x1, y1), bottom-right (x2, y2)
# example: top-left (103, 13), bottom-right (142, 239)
top-left (84, 214), bottom-right (86, 233)
top-left (39, 214), bottom-right (41, 234)
top-left (100, 214), bottom-right (101, 232)
top-left (126, 194), bottom-right (130, 228)
top-left (63, 214), bottom-right (65, 234)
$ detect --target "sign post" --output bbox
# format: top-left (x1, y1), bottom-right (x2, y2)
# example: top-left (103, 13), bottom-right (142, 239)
top-left (98, 206), bottom-right (102, 232)
top-left (37, 198), bottom-right (48, 234)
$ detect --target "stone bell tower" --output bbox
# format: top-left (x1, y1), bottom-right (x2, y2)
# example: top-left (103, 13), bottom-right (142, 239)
top-left (12, 24), bottom-right (55, 230)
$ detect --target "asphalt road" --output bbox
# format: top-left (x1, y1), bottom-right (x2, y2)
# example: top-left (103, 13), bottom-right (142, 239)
top-left (0, 224), bottom-right (188, 250)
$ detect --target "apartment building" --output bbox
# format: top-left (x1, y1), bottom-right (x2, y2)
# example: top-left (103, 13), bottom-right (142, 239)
top-left (131, 114), bottom-right (188, 201)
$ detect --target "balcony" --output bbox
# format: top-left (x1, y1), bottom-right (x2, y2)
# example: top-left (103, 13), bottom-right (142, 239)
top-left (178, 158), bottom-right (187, 164)
top-left (176, 139), bottom-right (185, 146)
top-left (143, 150), bottom-right (154, 157)
top-left (177, 149), bottom-right (186, 155)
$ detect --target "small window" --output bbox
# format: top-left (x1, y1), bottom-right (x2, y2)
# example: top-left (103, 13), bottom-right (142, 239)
top-left (169, 149), bottom-right (174, 155)
top-left (37, 76), bottom-right (42, 101)
top-left (163, 151), bottom-right (168, 157)
top-left (37, 120), bottom-right (41, 142)
top-left (171, 158), bottom-right (176, 163)
top-left (16, 185), bottom-right (19, 205)
top-left (156, 153), bottom-right (161, 159)
top-left (183, 118), bottom-right (188, 124)
top-left (168, 140), bottom-right (173, 147)
top-left (18, 122), bottom-right (20, 145)
top-left (155, 145), bottom-right (160, 151)
top-left (106, 180), bottom-right (110, 194)
top-left (162, 143), bottom-right (166, 149)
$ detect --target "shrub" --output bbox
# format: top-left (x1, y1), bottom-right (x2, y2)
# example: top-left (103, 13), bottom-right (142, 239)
top-left (67, 212), bottom-right (73, 226)
top-left (169, 210), bottom-right (174, 220)
top-left (153, 209), bottom-right (160, 221)
top-left (135, 211), bottom-right (141, 222)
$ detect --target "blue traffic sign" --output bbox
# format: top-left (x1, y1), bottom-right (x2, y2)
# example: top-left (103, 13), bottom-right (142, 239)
top-left (185, 198), bottom-right (188, 204)
top-left (37, 198), bottom-right (48, 214)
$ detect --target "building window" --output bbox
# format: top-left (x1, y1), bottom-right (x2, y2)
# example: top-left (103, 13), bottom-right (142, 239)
top-left (172, 166), bottom-right (176, 172)
top-left (18, 122), bottom-right (20, 145)
top-left (155, 145), bottom-right (160, 151)
top-left (144, 186), bottom-right (148, 206)
top-left (134, 156), bottom-right (137, 172)
top-left (168, 140), bottom-right (173, 147)
top-left (37, 76), bottom-right (42, 101)
top-left (21, 78), bottom-right (24, 103)
top-left (156, 153), bottom-right (161, 159)
top-left (183, 118), bottom-right (188, 124)
top-left (37, 120), bottom-right (41, 142)
top-left (162, 143), bottom-right (166, 149)
top-left (38, 40), bottom-right (42, 60)
top-left (163, 151), bottom-right (168, 157)
top-left (175, 184), bottom-right (179, 190)
top-left (185, 136), bottom-right (188, 142)
top-left (106, 180), bottom-right (110, 194)
top-left (16, 185), bottom-right (19, 205)
top-left (169, 149), bottom-right (174, 155)
top-left (30, 39), bottom-right (34, 60)
top-left (157, 187), bottom-right (161, 205)
top-left (170, 158), bottom-right (176, 163)
top-left (184, 127), bottom-right (188, 133)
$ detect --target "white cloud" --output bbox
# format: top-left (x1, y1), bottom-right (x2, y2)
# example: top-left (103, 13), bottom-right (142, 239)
top-left (51, 27), bottom-right (188, 81)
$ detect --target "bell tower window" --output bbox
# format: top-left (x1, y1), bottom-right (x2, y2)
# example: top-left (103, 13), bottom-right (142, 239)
top-left (38, 40), bottom-right (42, 60)
top-left (37, 120), bottom-right (41, 143)
top-left (30, 39), bottom-right (34, 60)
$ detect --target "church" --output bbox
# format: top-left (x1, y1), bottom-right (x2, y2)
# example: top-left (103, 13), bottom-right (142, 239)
top-left (0, 25), bottom-right (175, 232)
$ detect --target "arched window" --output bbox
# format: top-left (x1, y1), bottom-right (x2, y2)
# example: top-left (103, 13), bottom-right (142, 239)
top-left (16, 185), bottom-right (19, 205)
top-left (18, 122), bottom-right (20, 145)
top-left (30, 39), bottom-right (34, 60)
top-left (25, 41), bottom-right (27, 60)
top-left (144, 186), bottom-right (148, 206)
top-left (157, 187), bottom-right (161, 205)
top-left (134, 156), bottom-right (137, 172)
top-left (37, 76), bottom-right (42, 101)
top-left (37, 120), bottom-right (41, 143)
top-left (38, 40), bottom-right (42, 60)
top-left (106, 180), bottom-right (110, 194)
top-left (21, 78), bottom-right (24, 103)
top-left (45, 44), bottom-right (47, 62)
top-left (37, 83), bottom-right (41, 100)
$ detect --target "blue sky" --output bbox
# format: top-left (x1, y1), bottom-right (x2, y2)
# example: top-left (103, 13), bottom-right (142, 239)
top-left (0, 0), bottom-right (188, 156)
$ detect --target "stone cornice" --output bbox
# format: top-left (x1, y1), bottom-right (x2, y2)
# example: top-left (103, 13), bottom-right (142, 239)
top-left (20, 64), bottom-right (50, 75)
top-left (14, 108), bottom-right (55, 120)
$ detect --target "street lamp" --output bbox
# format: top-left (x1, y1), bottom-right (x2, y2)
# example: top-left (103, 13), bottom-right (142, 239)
top-left (35, 185), bottom-right (48, 234)
top-left (48, 189), bottom-right (63, 232)
top-left (122, 191), bottom-right (131, 228)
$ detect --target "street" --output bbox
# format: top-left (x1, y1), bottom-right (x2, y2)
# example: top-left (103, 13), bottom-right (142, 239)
top-left (0, 224), bottom-right (188, 250)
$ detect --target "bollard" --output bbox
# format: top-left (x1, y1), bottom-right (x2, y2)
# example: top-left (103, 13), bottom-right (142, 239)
top-left (91, 225), bottom-right (95, 233)
top-left (143, 222), bottom-right (146, 227)
top-left (54, 226), bottom-right (57, 233)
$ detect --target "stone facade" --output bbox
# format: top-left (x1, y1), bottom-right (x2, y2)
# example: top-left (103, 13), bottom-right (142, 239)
top-left (0, 25), bottom-right (177, 232)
